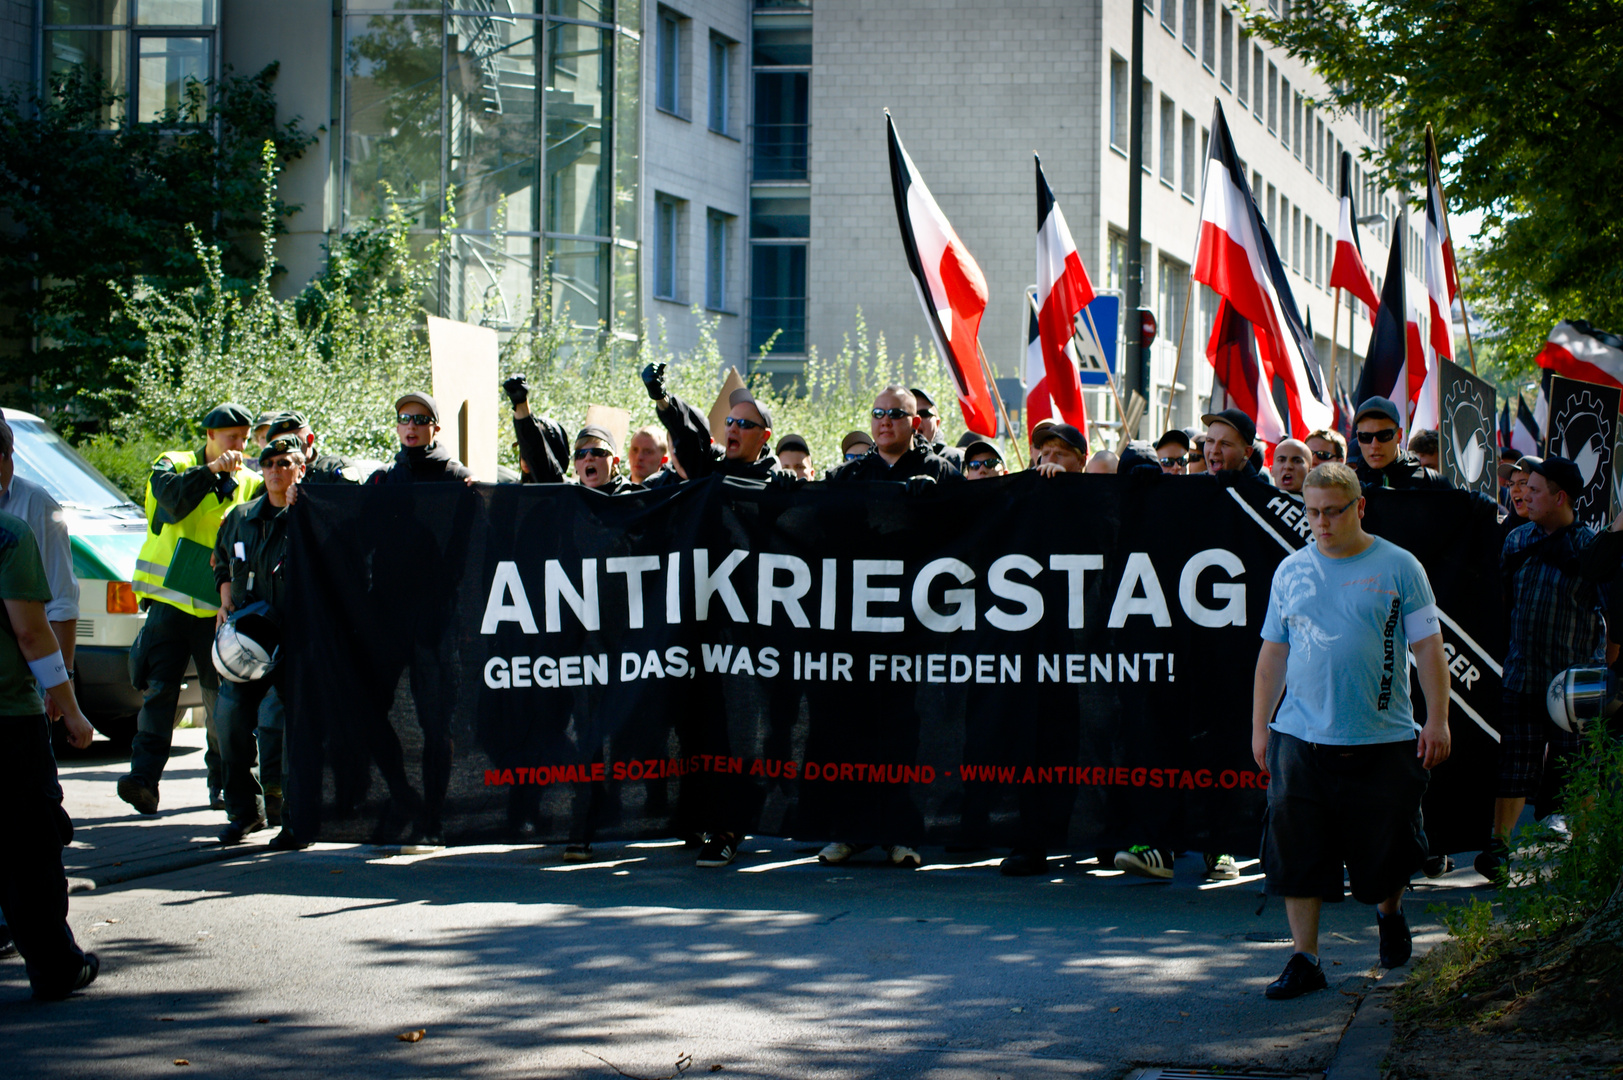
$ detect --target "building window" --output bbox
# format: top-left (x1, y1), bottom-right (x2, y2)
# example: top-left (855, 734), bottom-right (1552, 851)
top-left (1293, 206), bottom-right (1302, 272)
top-left (1181, 112), bottom-right (1196, 198)
top-left (1182, 0), bottom-right (1196, 53)
top-left (1237, 32), bottom-right (1249, 106)
top-left (1141, 79), bottom-right (1154, 173)
top-left (1267, 62), bottom-right (1277, 132)
top-left (1158, 256), bottom-right (1188, 352)
top-left (1293, 93), bottom-right (1303, 159)
top-left (1253, 46), bottom-right (1265, 120)
top-left (1109, 53), bottom-right (1128, 151)
top-left (1280, 79), bottom-right (1291, 148)
top-left (753, 71), bottom-right (809, 181)
top-left (43, 0), bottom-right (219, 127)
top-left (1201, 0), bottom-right (1215, 70)
top-left (1162, 0), bottom-right (1177, 35)
top-left (709, 33), bottom-right (734, 134)
top-left (706, 210), bottom-right (731, 311)
top-left (749, 243), bottom-right (807, 354)
top-left (1220, 9), bottom-right (1233, 88)
top-left (654, 195), bottom-right (682, 301)
top-left (1160, 95), bottom-right (1176, 186)
top-left (657, 7), bottom-right (684, 116)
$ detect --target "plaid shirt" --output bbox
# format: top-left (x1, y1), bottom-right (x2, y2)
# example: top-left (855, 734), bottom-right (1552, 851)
top-left (1501, 520), bottom-right (1622, 693)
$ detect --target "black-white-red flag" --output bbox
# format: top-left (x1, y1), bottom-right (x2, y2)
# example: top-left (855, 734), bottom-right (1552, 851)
top-left (1330, 150), bottom-right (1380, 317)
top-left (1192, 101), bottom-right (1332, 439)
top-left (1415, 125), bottom-right (1458, 431)
top-left (886, 113), bottom-right (998, 436)
top-left (1033, 156), bottom-right (1093, 433)
top-left (1206, 298), bottom-right (1287, 445)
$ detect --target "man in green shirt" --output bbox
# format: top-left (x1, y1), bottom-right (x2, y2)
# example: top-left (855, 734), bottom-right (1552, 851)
top-left (0, 509), bottom-right (100, 999)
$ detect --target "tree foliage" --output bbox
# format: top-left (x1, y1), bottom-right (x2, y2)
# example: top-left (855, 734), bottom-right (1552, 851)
top-left (1247, 0), bottom-right (1623, 377)
top-left (0, 63), bottom-right (317, 415)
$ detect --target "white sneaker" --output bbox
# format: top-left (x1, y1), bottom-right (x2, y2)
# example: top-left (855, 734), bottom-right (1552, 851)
top-left (1545, 814), bottom-right (1571, 838)
top-left (818, 841), bottom-right (857, 864)
top-left (887, 845), bottom-right (922, 869)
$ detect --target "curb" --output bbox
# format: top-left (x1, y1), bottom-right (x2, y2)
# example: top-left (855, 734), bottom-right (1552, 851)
top-left (1324, 972), bottom-right (1403, 1080)
top-left (68, 844), bottom-right (257, 890)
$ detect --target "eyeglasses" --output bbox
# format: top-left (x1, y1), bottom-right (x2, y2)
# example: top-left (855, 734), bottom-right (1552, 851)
top-left (843, 450), bottom-right (867, 461)
top-left (396, 413), bottom-right (434, 426)
top-left (261, 458), bottom-right (301, 471)
top-left (724, 416), bottom-right (765, 431)
top-left (1158, 455), bottom-right (1187, 467)
top-left (1355, 428), bottom-right (1398, 445)
top-left (965, 458), bottom-right (1002, 472)
top-left (872, 408), bottom-right (915, 420)
top-left (918, 409), bottom-right (936, 420)
top-left (1312, 450), bottom-right (1340, 461)
top-left (1304, 496), bottom-right (1360, 522)
top-left (573, 447), bottom-right (611, 461)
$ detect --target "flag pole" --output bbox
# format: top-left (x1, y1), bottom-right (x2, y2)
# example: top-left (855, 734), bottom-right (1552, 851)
top-left (975, 340), bottom-right (1026, 469)
top-left (1079, 304), bottom-right (1134, 443)
top-left (1161, 274), bottom-right (1196, 436)
top-left (1329, 287), bottom-right (1342, 403)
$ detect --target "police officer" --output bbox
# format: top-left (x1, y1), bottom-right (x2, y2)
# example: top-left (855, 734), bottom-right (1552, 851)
top-left (641, 363), bottom-right (783, 482)
top-left (211, 437), bottom-right (307, 847)
top-left (119, 403), bottom-right (261, 816)
top-left (264, 412), bottom-right (367, 485)
top-left (0, 505), bottom-right (99, 1000)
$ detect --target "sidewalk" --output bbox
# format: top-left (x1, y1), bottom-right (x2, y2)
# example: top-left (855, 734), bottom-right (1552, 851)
top-left (58, 726), bottom-right (249, 889)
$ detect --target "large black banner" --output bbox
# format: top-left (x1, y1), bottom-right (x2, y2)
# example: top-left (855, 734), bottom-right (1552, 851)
top-left (285, 473), bottom-right (1503, 856)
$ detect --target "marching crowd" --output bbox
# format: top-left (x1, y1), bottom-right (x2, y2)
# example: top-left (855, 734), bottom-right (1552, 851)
top-left (1, 363), bottom-right (1618, 1004)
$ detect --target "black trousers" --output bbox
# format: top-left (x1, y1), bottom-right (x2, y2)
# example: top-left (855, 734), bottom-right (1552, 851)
top-left (0, 714), bottom-right (88, 997)
top-left (129, 600), bottom-right (221, 791)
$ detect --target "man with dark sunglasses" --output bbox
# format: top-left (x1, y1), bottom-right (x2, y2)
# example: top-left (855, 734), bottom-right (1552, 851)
top-left (961, 439), bottom-right (1005, 478)
top-left (641, 363), bottom-right (783, 484)
top-left (1306, 428), bottom-right (1347, 466)
top-left (1350, 397), bottom-right (1450, 491)
top-left (368, 393), bottom-right (474, 485)
top-left (826, 386), bottom-right (962, 484)
top-left (909, 387), bottom-right (965, 471)
top-left (502, 376), bottom-right (641, 496)
top-left (1153, 429), bottom-right (1191, 475)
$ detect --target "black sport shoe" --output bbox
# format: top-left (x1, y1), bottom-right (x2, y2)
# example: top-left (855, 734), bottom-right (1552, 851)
top-left (116, 774), bottom-right (159, 816)
top-left (1265, 952), bottom-right (1328, 999)
top-left (1000, 849), bottom-right (1048, 877)
top-left (1378, 908), bottom-right (1412, 968)
top-left (1473, 838), bottom-right (1509, 884)
top-left (695, 834), bottom-right (738, 868)
top-left (1423, 854), bottom-right (1453, 878)
top-left (34, 952), bottom-right (98, 1001)
top-left (217, 817), bottom-right (267, 845)
top-left (1115, 846), bottom-right (1174, 880)
top-left (267, 829), bottom-right (308, 851)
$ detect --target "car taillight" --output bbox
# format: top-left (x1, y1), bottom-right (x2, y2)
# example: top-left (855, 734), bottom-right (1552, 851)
top-left (107, 581), bottom-right (138, 614)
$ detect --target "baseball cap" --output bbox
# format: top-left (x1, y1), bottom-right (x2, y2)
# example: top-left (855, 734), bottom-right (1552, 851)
top-left (729, 387), bottom-right (773, 431)
top-left (909, 387), bottom-right (938, 417)
top-left (841, 430), bottom-right (875, 454)
top-left (1353, 396), bottom-right (1402, 427)
top-left (1155, 428), bottom-right (1191, 451)
top-left (1201, 408), bottom-right (1258, 446)
top-left (1033, 422), bottom-right (1087, 454)
top-left (202, 402), bottom-right (254, 430)
top-left (776, 433), bottom-right (810, 456)
top-left (961, 438), bottom-right (1002, 463)
top-left (575, 425), bottom-right (618, 454)
top-left (1524, 454), bottom-right (1583, 499)
top-left (395, 392), bottom-right (440, 422)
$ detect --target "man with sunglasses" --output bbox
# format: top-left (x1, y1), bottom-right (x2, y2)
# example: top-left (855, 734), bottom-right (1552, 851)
top-left (1305, 429), bottom-right (1347, 466)
top-left (827, 387), bottom-right (962, 485)
top-left (1253, 462), bottom-right (1451, 997)
top-left (840, 430), bottom-right (874, 464)
top-left (1154, 430), bottom-right (1191, 475)
top-left (1270, 439), bottom-right (1313, 495)
top-left (369, 394), bottom-right (474, 485)
top-left (961, 439), bottom-right (1005, 479)
top-left (1350, 397), bottom-right (1450, 490)
top-left (909, 387), bottom-right (965, 472)
top-left (641, 363), bottom-right (783, 483)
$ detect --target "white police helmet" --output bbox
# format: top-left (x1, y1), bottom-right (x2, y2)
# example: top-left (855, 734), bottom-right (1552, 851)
top-left (1545, 665), bottom-right (1621, 734)
top-left (212, 603), bottom-right (282, 684)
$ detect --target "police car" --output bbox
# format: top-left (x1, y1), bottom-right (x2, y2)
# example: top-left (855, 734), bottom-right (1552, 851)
top-left (4, 409), bottom-right (205, 747)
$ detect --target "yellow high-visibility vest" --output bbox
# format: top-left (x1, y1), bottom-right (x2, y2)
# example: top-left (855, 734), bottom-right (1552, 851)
top-left (132, 449), bottom-right (260, 617)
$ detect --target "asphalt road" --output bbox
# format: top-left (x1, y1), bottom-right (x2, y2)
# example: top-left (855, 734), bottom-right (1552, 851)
top-left (2, 814), bottom-right (1490, 1079)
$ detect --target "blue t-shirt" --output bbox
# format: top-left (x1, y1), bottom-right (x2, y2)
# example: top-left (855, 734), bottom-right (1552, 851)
top-left (1260, 535), bottom-right (1441, 745)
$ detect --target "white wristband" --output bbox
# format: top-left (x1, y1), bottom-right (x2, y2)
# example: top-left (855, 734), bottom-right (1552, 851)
top-left (28, 650), bottom-right (69, 690)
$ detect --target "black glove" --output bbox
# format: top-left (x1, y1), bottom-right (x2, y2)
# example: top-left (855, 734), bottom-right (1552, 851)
top-left (769, 470), bottom-right (807, 492)
top-left (502, 374), bottom-right (529, 405)
top-left (904, 474), bottom-right (937, 496)
top-left (641, 362), bottom-right (668, 402)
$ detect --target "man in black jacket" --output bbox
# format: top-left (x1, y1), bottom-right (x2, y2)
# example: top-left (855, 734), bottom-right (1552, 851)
top-left (910, 387), bottom-right (965, 472)
top-left (369, 393), bottom-right (475, 485)
top-left (503, 376), bottom-right (643, 494)
top-left (211, 437), bottom-right (306, 848)
top-left (826, 386), bottom-right (962, 485)
top-left (642, 363), bottom-right (783, 482)
top-left (1351, 397), bottom-right (1452, 490)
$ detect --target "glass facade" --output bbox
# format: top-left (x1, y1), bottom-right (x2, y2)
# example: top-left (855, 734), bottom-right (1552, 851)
top-left (339, 2), bottom-right (639, 334)
top-left (44, 0), bottom-right (218, 126)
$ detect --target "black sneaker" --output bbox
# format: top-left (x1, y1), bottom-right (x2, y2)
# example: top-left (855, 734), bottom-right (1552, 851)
top-left (217, 817), bottom-right (267, 845)
top-left (1473, 838), bottom-right (1509, 884)
top-left (1378, 908), bottom-right (1412, 968)
top-left (695, 834), bottom-right (738, 868)
top-left (34, 952), bottom-right (98, 1001)
top-left (562, 843), bottom-right (594, 862)
top-left (267, 829), bottom-right (308, 852)
top-left (1265, 952), bottom-right (1328, 999)
top-left (1000, 849), bottom-right (1048, 877)
top-left (209, 788), bottom-right (226, 812)
top-left (1423, 854), bottom-right (1453, 878)
top-left (1115, 846), bottom-right (1175, 880)
top-left (116, 774), bottom-right (159, 816)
